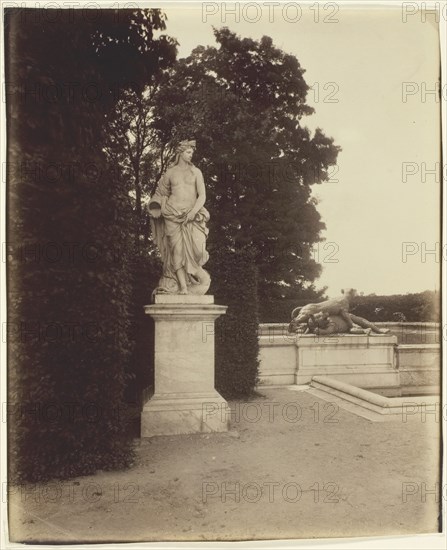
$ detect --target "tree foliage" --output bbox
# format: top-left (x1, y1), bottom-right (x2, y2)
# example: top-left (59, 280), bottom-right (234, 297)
top-left (150, 28), bottom-right (340, 300)
top-left (259, 286), bottom-right (328, 323)
top-left (104, 87), bottom-right (164, 245)
top-left (351, 291), bottom-right (440, 323)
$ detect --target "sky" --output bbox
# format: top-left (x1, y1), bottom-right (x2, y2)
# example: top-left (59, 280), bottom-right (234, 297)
top-left (159, 2), bottom-right (442, 296)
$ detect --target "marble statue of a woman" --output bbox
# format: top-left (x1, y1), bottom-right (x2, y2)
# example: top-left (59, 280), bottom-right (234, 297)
top-left (148, 140), bottom-right (211, 296)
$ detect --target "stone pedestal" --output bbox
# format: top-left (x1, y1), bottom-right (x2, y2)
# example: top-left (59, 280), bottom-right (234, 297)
top-left (141, 295), bottom-right (229, 437)
top-left (258, 326), bottom-right (399, 389)
top-left (294, 334), bottom-right (399, 388)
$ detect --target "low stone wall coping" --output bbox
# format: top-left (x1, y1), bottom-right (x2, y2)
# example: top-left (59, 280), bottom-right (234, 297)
top-left (311, 376), bottom-right (390, 407)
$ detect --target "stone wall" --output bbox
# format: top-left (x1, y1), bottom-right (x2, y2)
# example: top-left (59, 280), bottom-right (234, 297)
top-left (397, 344), bottom-right (440, 394)
top-left (257, 323), bottom-right (441, 393)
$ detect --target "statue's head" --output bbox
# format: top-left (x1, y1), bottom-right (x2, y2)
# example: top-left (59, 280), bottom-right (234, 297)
top-left (173, 140), bottom-right (196, 165)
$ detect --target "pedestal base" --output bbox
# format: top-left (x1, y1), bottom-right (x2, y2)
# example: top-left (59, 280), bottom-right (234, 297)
top-left (141, 392), bottom-right (229, 437)
top-left (294, 334), bottom-right (398, 387)
top-left (141, 295), bottom-right (229, 437)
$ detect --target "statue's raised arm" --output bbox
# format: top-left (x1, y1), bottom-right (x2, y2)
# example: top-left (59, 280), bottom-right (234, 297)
top-left (148, 140), bottom-right (211, 297)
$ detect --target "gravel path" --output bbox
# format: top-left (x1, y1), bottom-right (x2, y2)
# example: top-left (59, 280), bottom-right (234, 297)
top-left (8, 388), bottom-right (441, 543)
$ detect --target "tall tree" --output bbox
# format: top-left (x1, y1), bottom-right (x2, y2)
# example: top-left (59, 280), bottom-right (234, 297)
top-left (151, 28), bottom-right (341, 300)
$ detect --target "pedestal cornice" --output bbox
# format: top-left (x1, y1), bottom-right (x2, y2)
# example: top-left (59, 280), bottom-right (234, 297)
top-left (145, 303), bottom-right (227, 321)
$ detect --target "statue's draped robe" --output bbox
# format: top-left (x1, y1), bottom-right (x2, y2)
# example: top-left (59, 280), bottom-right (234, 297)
top-left (150, 171), bottom-right (210, 293)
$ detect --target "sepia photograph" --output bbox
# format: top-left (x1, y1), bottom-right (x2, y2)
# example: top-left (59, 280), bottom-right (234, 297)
top-left (1, 0), bottom-right (445, 547)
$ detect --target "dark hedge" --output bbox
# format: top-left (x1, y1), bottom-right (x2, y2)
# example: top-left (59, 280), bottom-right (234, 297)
top-left (125, 253), bottom-right (161, 410)
top-left (209, 247), bottom-right (260, 399)
top-left (8, 150), bottom-right (136, 482)
top-left (6, 8), bottom-right (175, 482)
